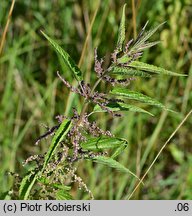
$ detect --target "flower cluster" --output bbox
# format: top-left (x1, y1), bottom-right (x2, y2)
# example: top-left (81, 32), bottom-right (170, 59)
top-left (94, 47), bottom-right (136, 86)
top-left (57, 71), bottom-right (123, 117)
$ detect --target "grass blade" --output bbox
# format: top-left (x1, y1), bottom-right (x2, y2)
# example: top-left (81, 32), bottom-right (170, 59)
top-left (92, 156), bottom-right (140, 180)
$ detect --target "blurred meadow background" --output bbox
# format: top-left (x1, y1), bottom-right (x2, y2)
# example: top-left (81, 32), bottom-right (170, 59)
top-left (0, 0), bottom-right (192, 199)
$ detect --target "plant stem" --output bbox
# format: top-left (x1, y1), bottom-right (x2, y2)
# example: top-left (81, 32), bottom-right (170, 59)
top-left (78, 67), bottom-right (111, 123)
top-left (0, 0), bottom-right (15, 56)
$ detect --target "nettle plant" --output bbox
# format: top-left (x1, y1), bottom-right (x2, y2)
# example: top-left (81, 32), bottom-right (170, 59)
top-left (18, 5), bottom-right (184, 199)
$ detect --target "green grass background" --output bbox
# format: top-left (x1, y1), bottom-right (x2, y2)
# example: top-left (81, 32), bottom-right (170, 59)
top-left (0, 0), bottom-right (191, 199)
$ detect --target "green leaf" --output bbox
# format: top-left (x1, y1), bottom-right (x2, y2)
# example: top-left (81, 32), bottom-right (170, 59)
top-left (111, 144), bottom-right (128, 159)
top-left (117, 54), bottom-right (131, 64)
top-left (136, 41), bottom-right (161, 51)
top-left (129, 61), bottom-right (186, 76)
top-left (117, 4), bottom-right (126, 51)
top-left (0, 191), bottom-right (12, 200)
top-left (110, 66), bottom-right (152, 77)
top-left (56, 190), bottom-right (73, 200)
top-left (39, 177), bottom-right (73, 199)
top-left (110, 88), bottom-right (165, 108)
top-left (93, 102), bottom-right (154, 116)
top-left (92, 156), bottom-right (140, 180)
top-left (131, 22), bottom-right (165, 51)
top-left (41, 31), bottom-right (83, 81)
top-left (20, 120), bottom-right (72, 200)
top-left (19, 169), bottom-right (40, 200)
top-left (19, 120), bottom-right (71, 199)
top-left (43, 119), bottom-right (72, 170)
top-left (52, 184), bottom-right (71, 191)
top-left (38, 177), bottom-right (71, 190)
top-left (81, 137), bottom-right (128, 151)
